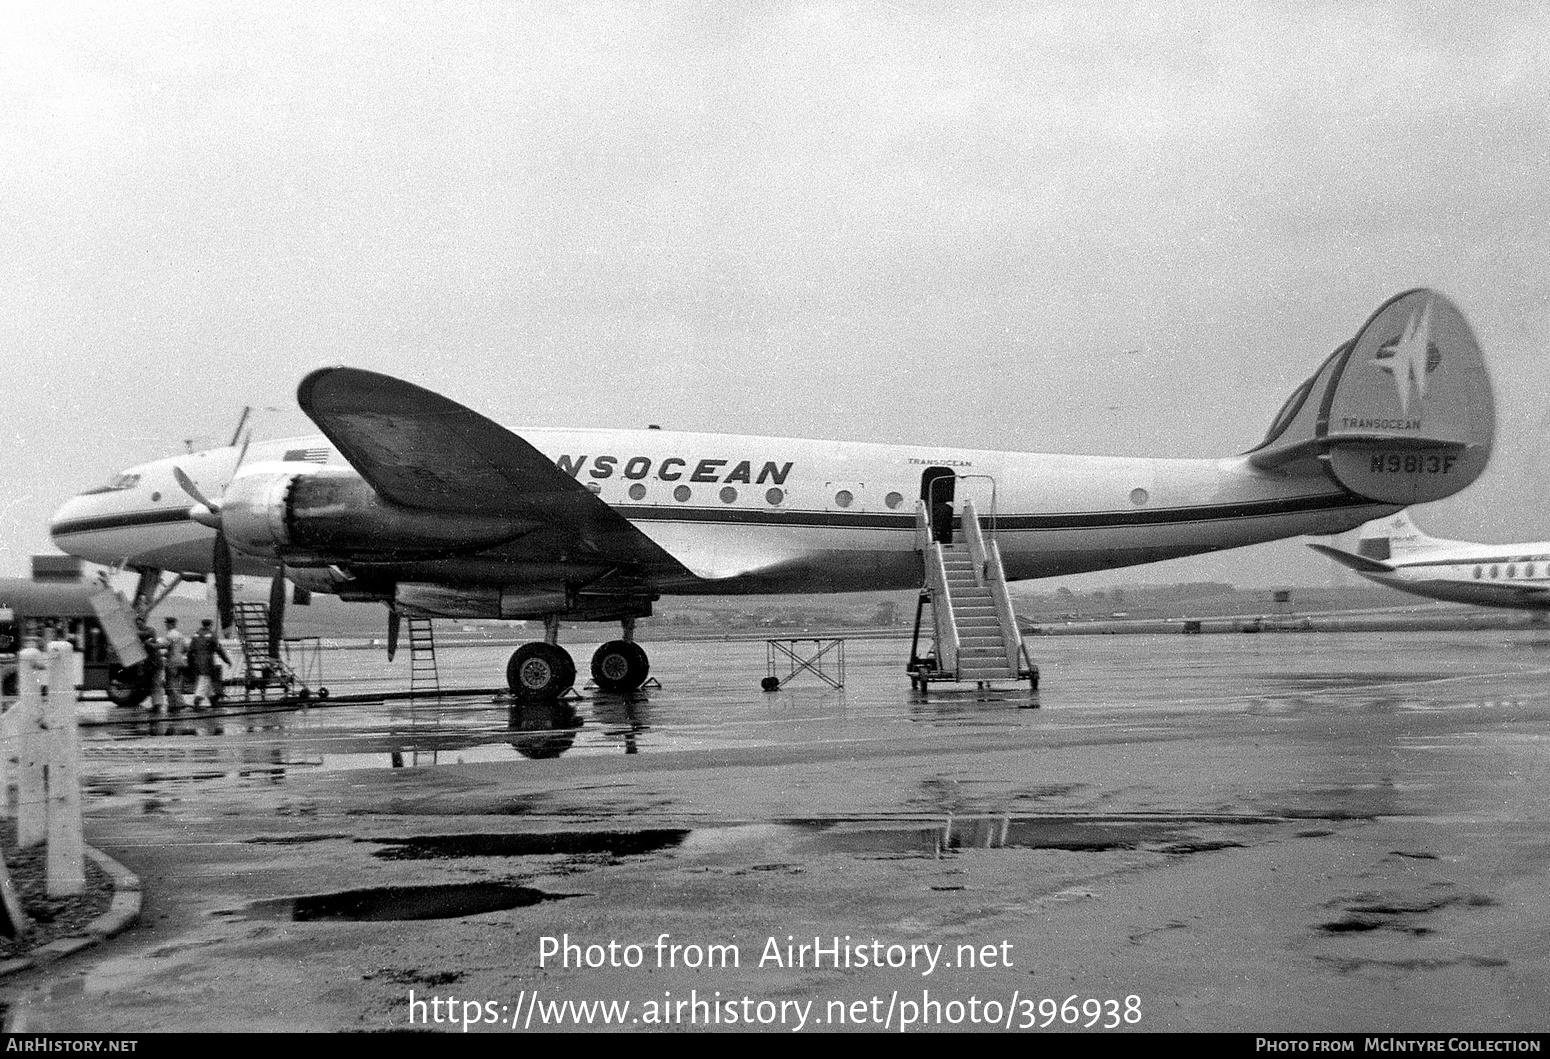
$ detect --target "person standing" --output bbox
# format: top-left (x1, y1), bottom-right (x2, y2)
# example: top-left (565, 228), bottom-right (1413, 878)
top-left (140, 621), bottom-right (167, 712)
top-left (188, 619), bottom-right (231, 708)
top-left (162, 617), bottom-right (189, 711)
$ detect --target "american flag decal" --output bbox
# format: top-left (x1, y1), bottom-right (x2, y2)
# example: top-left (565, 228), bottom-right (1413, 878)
top-left (283, 447), bottom-right (330, 464)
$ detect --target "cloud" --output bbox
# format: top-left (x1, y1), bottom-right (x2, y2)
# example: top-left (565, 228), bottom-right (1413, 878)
top-left (2, 2), bottom-right (1547, 583)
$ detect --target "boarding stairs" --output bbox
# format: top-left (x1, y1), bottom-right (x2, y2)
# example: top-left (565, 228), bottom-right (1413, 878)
top-left (233, 602), bottom-right (305, 700)
top-left (908, 497), bottom-right (1038, 692)
top-left (407, 616), bottom-right (441, 698)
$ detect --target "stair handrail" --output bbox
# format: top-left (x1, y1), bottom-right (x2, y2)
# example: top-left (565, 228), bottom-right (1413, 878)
top-left (955, 475), bottom-right (1000, 547)
top-left (925, 541), bottom-right (960, 675)
top-left (914, 498), bottom-right (932, 553)
top-left (962, 498), bottom-right (989, 585)
top-left (961, 499), bottom-right (1026, 674)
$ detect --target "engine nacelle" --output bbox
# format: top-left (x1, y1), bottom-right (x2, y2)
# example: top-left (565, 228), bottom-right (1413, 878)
top-left (220, 472), bottom-right (297, 559)
top-left (221, 468), bottom-right (527, 561)
top-left (282, 566), bottom-right (390, 603)
top-left (396, 583), bottom-right (567, 619)
top-left (394, 583), bottom-right (649, 621)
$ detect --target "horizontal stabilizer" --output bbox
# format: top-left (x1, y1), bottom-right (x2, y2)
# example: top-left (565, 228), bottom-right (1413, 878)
top-left (1306, 542), bottom-right (1396, 575)
top-left (1247, 290), bottom-right (1494, 504)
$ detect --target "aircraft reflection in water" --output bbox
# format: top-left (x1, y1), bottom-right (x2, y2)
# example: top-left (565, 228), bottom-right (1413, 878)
top-left (1310, 509), bottom-right (1550, 611)
top-left (382, 697), bottom-right (643, 764)
top-left (51, 290), bottom-right (1496, 695)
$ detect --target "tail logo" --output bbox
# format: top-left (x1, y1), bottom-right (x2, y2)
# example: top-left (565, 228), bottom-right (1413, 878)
top-left (1370, 298), bottom-right (1442, 415)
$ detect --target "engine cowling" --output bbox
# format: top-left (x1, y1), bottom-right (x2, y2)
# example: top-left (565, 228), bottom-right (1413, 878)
top-left (220, 468), bottom-right (526, 561)
top-left (219, 472), bottom-right (298, 559)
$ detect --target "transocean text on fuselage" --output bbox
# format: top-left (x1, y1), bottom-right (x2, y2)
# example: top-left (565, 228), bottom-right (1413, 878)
top-left (555, 455), bottom-right (794, 485)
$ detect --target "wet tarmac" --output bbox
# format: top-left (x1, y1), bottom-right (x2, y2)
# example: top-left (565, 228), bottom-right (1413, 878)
top-left (4, 631), bottom-right (1550, 1032)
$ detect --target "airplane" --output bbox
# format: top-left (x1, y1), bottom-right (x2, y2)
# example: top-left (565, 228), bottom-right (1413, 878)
top-left (1309, 510), bottom-right (1550, 611)
top-left (48, 288), bottom-right (1496, 699)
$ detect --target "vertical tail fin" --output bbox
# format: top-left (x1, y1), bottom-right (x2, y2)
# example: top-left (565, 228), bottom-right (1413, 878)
top-left (1356, 511), bottom-right (1436, 561)
top-left (1247, 289), bottom-right (1494, 504)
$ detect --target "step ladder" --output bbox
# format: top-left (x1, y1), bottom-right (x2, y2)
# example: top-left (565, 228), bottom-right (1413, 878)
top-left (407, 616), bottom-right (441, 698)
top-left (233, 602), bottom-right (304, 700)
top-left (908, 497), bottom-right (1038, 692)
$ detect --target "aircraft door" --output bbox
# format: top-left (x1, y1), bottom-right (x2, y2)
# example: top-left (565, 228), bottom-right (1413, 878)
top-left (920, 468), bottom-right (956, 544)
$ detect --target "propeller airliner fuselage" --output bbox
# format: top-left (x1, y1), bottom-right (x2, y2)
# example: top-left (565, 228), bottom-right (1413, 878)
top-left (49, 290), bottom-right (1497, 698)
top-left (1310, 510), bottom-right (1550, 611)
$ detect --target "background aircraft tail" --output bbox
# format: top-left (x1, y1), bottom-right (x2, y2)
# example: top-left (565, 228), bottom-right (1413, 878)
top-left (1354, 510), bottom-right (1443, 561)
top-left (1352, 508), bottom-right (1479, 561)
top-left (1246, 289), bottom-right (1494, 505)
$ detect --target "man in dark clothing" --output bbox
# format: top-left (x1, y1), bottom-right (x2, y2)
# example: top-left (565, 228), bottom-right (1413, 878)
top-left (188, 619), bottom-right (232, 708)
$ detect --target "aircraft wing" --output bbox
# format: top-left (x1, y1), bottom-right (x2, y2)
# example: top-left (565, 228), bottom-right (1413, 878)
top-left (296, 367), bottom-right (701, 579)
top-left (1306, 543), bottom-right (1396, 575)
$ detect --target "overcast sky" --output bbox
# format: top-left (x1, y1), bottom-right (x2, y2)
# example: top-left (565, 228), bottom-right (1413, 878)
top-left (3, 1), bottom-right (1547, 591)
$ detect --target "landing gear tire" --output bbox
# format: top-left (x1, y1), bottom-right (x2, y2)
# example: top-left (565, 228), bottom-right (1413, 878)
top-left (507, 643), bottom-right (577, 701)
top-left (590, 640), bottom-right (649, 693)
top-left (106, 663), bottom-right (153, 708)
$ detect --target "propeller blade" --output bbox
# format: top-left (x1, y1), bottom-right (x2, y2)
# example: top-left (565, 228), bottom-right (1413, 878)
top-left (213, 528), bottom-right (234, 635)
top-left (172, 466), bottom-right (220, 513)
top-left (268, 567), bottom-right (286, 659)
top-left (387, 607), bottom-right (401, 662)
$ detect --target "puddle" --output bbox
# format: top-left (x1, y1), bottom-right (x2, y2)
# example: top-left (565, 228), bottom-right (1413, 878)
top-left (223, 882), bottom-right (581, 922)
top-left (369, 830), bottom-right (690, 860)
top-left (1318, 892), bottom-right (1498, 935)
top-left (783, 814), bottom-right (1272, 856)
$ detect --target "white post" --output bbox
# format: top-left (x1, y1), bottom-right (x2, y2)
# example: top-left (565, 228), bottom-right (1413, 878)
top-left (14, 647), bottom-right (47, 849)
top-left (45, 643), bottom-right (84, 897)
top-left (0, 684), bottom-right (14, 817)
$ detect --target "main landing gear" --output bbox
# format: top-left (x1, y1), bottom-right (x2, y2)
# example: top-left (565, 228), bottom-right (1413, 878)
top-left (504, 616), bottom-right (652, 700)
top-left (590, 640), bottom-right (650, 693)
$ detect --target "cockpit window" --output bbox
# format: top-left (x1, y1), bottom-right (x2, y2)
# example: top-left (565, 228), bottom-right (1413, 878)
top-left (80, 473), bottom-right (141, 495)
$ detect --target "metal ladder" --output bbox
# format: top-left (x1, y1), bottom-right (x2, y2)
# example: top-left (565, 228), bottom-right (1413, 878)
top-left (407, 616), bottom-right (440, 698)
top-left (233, 602), bottom-right (303, 699)
top-left (908, 496), bottom-right (1038, 691)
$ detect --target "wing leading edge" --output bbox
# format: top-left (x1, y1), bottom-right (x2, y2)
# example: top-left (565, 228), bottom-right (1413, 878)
top-left (296, 367), bottom-right (697, 580)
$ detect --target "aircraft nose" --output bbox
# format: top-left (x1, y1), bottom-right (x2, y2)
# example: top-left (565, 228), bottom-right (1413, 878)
top-left (49, 492), bottom-right (96, 550)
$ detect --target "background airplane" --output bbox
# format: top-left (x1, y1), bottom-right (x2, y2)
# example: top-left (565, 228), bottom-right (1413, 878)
top-left (1309, 510), bottom-right (1550, 611)
top-left (49, 289), bottom-right (1496, 698)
